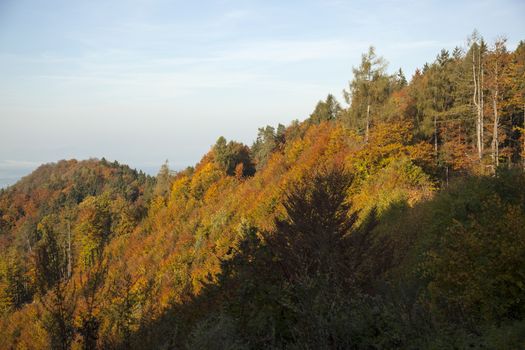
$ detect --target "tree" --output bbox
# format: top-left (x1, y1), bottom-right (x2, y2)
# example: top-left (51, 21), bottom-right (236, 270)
top-left (76, 195), bottom-right (112, 268)
top-left (344, 46), bottom-right (389, 142)
top-left (486, 37), bottom-right (511, 170)
top-left (422, 191), bottom-right (525, 326)
top-left (407, 69), bottom-right (433, 139)
top-left (76, 256), bottom-right (109, 350)
top-left (0, 249), bottom-right (31, 314)
top-left (154, 160), bottom-right (172, 198)
top-left (251, 125), bottom-right (280, 170)
top-left (393, 68), bottom-right (408, 89)
top-left (213, 137), bottom-right (255, 177)
top-left (34, 216), bottom-right (66, 292)
top-left (266, 166), bottom-right (356, 281)
top-left (511, 41), bottom-right (525, 168)
top-left (430, 50), bottom-right (455, 155)
top-left (34, 216), bottom-right (76, 350)
top-left (468, 30), bottom-right (487, 161)
top-left (409, 48), bottom-right (467, 178)
top-left (309, 94), bottom-right (341, 124)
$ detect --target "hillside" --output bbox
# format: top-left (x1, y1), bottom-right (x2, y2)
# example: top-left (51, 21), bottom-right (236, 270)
top-left (1, 35), bottom-right (525, 349)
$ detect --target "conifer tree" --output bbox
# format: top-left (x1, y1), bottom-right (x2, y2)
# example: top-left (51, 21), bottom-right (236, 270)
top-left (267, 166), bottom-right (356, 281)
top-left (344, 46), bottom-right (389, 142)
top-left (309, 94), bottom-right (341, 124)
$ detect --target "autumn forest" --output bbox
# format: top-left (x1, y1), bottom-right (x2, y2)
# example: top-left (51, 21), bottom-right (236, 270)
top-left (1, 32), bottom-right (525, 349)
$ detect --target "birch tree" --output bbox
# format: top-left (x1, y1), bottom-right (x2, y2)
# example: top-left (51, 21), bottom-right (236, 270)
top-left (486, 38), bottom-right (509, 170)
top-left (468, 31), bottom-right (487, 161)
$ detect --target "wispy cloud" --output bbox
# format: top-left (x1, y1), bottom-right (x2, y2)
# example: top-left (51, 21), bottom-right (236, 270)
top-left (1, 37), bottom-right (364, 102)
top-left (388, 40), bottom-right (463, 50)
top-left (215, 39), bottom-right (366, 63)
top-left (3, 37), bottom-right (365, 75)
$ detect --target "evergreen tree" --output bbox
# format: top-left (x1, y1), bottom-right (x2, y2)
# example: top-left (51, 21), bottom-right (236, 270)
top-left (34, 216), bottom-right (76, 350)
top-left (214, 137), bottom-right (255, 177)
top-left (309, 94), bottom-right (342, 124)
top-left (267, 166), bottom-right (356, 281)
top-left (344, 46), bottom-right (390, 142)
top-left (252, 126), bottom-right (279, 170)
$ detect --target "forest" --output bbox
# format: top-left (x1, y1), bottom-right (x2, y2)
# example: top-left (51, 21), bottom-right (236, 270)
top-left (1, 32), bottom-right (525, 349)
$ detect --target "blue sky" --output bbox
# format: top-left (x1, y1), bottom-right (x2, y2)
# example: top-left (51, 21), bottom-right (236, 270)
top-left (1, 0), bottom-right (524, 186)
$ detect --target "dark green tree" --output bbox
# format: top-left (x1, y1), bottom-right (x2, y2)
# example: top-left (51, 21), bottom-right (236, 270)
top-left (267, 166), bottom-right (356, 281)
top-left (309, 94), bottom-right (342, 124)
top-left (251, 124), bottom-right (286, 170)
top-left (214, 137), bottom-right (255, 177)
top-left (0, 249), bottom-right (31, 313)
top-left (34, 216), bottom-right (76, 350)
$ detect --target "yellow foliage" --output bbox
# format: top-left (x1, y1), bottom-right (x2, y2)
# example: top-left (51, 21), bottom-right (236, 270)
top-left (190, 162), bottom-right (223, 200)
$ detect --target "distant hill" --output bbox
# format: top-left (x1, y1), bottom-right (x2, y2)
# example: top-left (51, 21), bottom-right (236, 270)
top-left (0, 158), bottom-right (154, 242)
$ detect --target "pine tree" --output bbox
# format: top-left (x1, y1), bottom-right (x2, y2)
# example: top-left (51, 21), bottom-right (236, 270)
top-left (309, 94), bottom-right (342, 124)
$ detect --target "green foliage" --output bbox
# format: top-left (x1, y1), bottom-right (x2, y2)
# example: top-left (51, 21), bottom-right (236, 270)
top-left (42, 294), bottom-right (76, 350)
top-left (251, 124), bottom-right (285, 170)
top-left (187, 313), bottom-right (248, 350)
top-left (268, 166), bottom-right (356, 280)
top-left (309, 94), bottom-right (342, 124)
top-left (0, 249), bottom-right (31, 314)
top-left (420, 171), bottom-right (525, 326)
top-left (214, 137), bottom-right (256, 177)
top-left (34, 215), bottom-right (66, 293)
top-left (344, 46), bottom-right (390, 132)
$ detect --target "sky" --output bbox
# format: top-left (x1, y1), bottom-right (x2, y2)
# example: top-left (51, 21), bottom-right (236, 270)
top-left (1, 0), bottom-right (524, 187)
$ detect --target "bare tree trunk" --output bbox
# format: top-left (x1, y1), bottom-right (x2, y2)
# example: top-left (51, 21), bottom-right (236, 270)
top-left (365, 103), bottom-right (370, 143)
top-left (492, 93), bottom-right (499, 171)
top-left (473, 49), bottom-right (482, 161)
top-left (67, 219), bottom-right (72, 279)
top-left (523, 104), bottom-right (525, 170)
top-left (490, 42), bottom-right (503, 173)
top-left (480, 57), bottom-right (484, 151)
top-left (434, 114), bottom-right (438, 158)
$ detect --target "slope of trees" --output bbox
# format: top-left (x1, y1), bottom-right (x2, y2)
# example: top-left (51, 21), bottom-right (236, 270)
top-left (0, 159), bottom-right (154, 348)
top-left (0, 32), bottom-right (524, 349)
